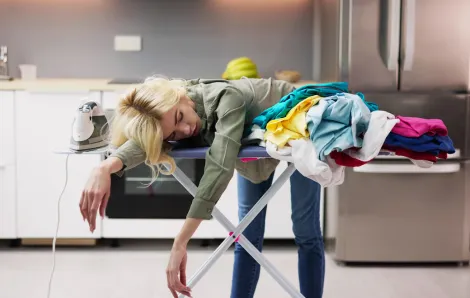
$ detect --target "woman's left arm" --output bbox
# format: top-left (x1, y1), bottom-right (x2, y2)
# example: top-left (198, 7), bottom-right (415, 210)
top-left (178, 86), bottom-right (247, 241)
top-left (166, 87), bottom-right (246, 297)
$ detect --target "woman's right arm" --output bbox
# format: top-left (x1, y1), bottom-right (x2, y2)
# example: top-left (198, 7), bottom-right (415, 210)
top-left (108, 139), bottom-right (147, 176)
top-left (80, 140), bottom-right (146, 232)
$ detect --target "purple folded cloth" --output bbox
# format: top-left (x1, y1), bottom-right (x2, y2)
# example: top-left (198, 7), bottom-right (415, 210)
top-left (169, 145), bottom-right (393, 159)
top-left (169, 146), bottom-right (271, 159)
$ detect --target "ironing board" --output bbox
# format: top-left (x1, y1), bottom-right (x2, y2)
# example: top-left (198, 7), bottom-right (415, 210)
top-left (167, 146), bottom-right (391, 298)
top-left (54, 145), bottom-right (394, 298)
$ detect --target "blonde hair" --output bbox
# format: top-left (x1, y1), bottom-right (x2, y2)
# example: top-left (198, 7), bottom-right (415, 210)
top-left (109, 76), bottom-right (187, 181)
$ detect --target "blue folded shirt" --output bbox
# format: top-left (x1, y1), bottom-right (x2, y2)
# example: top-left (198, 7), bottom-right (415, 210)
top-left (384, 132), bottom-right (455, 155)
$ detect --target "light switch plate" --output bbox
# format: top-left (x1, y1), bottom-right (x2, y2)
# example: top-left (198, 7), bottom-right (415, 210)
top-left (114, 35), bottom-right (142, 52)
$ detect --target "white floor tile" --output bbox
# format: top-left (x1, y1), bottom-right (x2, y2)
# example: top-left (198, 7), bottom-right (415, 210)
top-left (0, 241), bottom-right (469, 298)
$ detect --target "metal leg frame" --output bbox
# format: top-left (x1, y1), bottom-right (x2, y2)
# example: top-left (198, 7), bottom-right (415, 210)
top-left (168, 163), bottom-right (305, 298)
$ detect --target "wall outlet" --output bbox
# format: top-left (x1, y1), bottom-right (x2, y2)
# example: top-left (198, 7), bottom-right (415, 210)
top-left (114, 35), bottom-right (142, 52)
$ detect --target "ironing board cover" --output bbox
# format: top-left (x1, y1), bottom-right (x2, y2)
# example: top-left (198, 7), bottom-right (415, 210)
top-left (168, 145), bottom-right (393, 159)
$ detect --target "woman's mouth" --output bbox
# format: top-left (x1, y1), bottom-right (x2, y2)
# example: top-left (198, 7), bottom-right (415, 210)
top-left (192, 123), bottom-right (199, 136)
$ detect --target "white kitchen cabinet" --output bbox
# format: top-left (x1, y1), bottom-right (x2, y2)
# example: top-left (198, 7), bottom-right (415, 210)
top-left (102, 90), bottom-right (125, 110)
top-left (0, 91), bottom-right (17, 239)
top-left (15, 91), bottom-right (103, 238)
top-left (264, 162), bottom-right (296, 239)
top-left (265, 162), bottom-right (324, 239)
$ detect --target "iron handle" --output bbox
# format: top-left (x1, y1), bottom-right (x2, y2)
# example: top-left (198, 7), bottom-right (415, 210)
top-left (379, 0), bottom-right (401, 71)
top-left (401, 0), bottom-right (416, 71)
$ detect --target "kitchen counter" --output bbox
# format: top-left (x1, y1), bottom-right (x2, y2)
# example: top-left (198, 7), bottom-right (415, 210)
top-left (0, 78), bottom-right (317, 92)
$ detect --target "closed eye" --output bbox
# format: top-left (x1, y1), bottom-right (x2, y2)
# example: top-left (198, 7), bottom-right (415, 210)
top-left (166, 111), bottom-right (183, 141)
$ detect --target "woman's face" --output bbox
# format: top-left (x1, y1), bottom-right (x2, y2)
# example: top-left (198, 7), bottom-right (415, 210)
top-left (161, 95), bottom-right (201, 141)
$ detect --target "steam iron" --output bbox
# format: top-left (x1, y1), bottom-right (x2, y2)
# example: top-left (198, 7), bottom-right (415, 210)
top-left (70, 99), bottom-right (109, 152)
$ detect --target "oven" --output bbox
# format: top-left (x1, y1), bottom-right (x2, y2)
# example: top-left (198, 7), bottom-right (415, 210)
top-left (101, 154), bottom-right (218, 239)
top-left (106, 158), bottom-right (206, 219)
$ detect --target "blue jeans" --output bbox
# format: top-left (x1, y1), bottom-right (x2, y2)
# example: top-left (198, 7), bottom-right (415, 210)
top-left (230, 169), bottom-right (325, 298)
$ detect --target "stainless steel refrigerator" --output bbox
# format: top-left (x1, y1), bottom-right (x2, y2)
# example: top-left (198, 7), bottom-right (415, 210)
top-left (314, 0), bottom-right (470, 263)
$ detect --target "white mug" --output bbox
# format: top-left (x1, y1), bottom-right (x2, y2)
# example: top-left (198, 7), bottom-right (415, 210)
top-left (19, 64), bottom-right (37, 80)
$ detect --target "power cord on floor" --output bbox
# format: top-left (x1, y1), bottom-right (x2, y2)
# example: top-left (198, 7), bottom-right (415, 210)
top-left (47, 153), bottom-right (70, 298)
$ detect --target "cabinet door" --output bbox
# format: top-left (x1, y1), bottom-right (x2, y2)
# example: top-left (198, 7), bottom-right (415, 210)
top-left (264, 162), bottom-right (296, 239)
top-left (15, 91), bottom-right (103, 238)
top-left (0, 91), bottom-right (17, 239)
top-left (102, 91), bottom-right (123, 110)
top-left (264, 162), bottom-right (325, 239)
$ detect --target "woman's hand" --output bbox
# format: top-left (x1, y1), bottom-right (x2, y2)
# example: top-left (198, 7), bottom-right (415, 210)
top-left (166, 243), bottom-right (192, 298)
top-left (166, 218), bottom-right (202, 297)
top-left (80, 157), bottom-right (122, 232)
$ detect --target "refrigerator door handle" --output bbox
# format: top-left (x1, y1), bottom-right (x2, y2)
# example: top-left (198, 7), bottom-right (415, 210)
top-left (379, 0), bottom-right (401, 71)
top-left (353, 163), bottom-right (461, 174)
top-left (401, 0), bottom-right (416, 71)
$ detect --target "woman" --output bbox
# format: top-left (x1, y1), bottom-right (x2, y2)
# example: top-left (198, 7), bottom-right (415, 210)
top-left (79, 76), bottom-right (324, 298)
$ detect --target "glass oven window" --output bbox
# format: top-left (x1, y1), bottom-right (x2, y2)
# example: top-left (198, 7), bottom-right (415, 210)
top-left (106, 158), bottom-right (206, 219)
top-left (125, 159), bottom-right (198, 195)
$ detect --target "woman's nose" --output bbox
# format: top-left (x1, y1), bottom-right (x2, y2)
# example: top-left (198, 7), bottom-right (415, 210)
top-left (179, 123), bottom-right (191, 135)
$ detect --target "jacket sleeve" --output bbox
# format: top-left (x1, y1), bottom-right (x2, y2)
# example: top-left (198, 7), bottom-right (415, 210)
top-left (108, 140), bottom-right (146, 176)
top-left (186, 87), bottom-right (246, 219)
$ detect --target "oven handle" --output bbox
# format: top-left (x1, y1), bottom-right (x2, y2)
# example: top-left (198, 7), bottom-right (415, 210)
top-left (353, 163), bottom-right (461, 174)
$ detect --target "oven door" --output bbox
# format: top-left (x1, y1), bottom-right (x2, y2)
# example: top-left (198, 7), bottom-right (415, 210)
top-left (106, 158), bottom-right (206, 219)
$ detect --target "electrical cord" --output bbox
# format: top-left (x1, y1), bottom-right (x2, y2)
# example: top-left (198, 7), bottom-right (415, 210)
top-left (47, 153), bottom-right (70, 298)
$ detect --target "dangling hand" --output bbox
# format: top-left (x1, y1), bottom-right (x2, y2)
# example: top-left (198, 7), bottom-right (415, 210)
top-left (80, 166), bottom-right (111, 232)
top-left (166, 243), bottom-right (192, 298)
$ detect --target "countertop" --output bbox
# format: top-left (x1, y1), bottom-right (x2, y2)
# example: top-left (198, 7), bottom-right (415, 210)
top-left (0, 78), bottom-right (317, 92)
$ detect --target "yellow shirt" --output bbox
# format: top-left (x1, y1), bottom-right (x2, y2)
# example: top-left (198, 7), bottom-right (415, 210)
top-left (264, 95), bottom-right (322, 147)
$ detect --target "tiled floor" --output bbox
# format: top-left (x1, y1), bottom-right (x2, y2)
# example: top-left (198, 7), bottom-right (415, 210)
top-left (1, 240), bottom-right (469, 298)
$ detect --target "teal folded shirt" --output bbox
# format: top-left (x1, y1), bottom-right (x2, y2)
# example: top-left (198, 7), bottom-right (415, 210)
top-left (251, 82), bottom-right (378, 131)
top-left (306, 92), bottom-right (372, 161)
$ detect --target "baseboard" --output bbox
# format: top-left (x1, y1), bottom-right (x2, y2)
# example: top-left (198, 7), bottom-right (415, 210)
top-left (20, 238), bottom-right (97, 246)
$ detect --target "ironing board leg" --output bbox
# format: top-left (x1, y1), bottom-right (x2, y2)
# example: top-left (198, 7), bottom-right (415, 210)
top-left (169, 163), bottom-right (304, 298)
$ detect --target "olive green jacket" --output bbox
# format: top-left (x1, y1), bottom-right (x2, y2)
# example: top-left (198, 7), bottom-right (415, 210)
top-left (110, 78), bottom-right (295, 219)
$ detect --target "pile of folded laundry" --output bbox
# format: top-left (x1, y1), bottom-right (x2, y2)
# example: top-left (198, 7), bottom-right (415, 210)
top-left (244, 82), bottom-right (456, 187)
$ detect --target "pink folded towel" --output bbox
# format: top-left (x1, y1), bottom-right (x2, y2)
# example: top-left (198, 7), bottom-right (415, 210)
top-left (391, 116), bottom-right (448, 137)
top-left (241, 157), bottom-right (259, 163)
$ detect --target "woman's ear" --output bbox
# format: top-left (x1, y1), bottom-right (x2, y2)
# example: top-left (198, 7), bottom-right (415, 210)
top-left (181, 95), bottom-right (195, 108)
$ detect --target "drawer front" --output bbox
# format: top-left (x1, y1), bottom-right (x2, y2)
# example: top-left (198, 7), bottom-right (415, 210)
top-left (336, 161), bottom-right (468, 261)
top-left (0, 163), bottom-right (16, 239)
top-left (0, 92), bottom-right (16, 239)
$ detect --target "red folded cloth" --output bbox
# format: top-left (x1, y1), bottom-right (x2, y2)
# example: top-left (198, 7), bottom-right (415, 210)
top-left (391, 116), bottom-right (448, 137)
top-left (330, 150), bottom-right (369, 167)
top-left (382, 145), bottom-right (448, 162)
